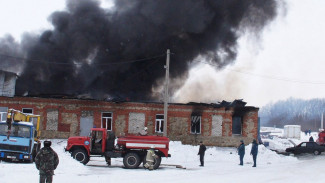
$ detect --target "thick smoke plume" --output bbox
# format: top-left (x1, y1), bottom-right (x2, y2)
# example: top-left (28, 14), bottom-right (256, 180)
top-left (1, 0), bottom-right (280, 101)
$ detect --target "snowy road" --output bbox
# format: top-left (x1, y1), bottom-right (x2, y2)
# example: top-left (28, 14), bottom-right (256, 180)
top-left (1, 140), bottom-right (325, 183)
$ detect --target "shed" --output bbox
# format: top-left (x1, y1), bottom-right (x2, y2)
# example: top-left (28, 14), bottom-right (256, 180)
top-left (283, 125), bottom-right (301, 139)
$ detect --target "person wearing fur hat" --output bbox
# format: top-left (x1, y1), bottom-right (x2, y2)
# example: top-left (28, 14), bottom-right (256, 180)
top-left (35, 141), bottom-right (59, 183)
top-left (237, 140), bottom-right (245, 166)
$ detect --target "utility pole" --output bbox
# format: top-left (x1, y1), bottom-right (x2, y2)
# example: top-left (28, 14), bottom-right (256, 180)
top-left (321, 113), bottom-right (324, 130)
top-left (163, 49), bottom-right (170, 137)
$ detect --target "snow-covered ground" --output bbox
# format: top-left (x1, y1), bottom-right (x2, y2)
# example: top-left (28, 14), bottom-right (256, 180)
top-left (1, 136), bottom-right (325, 183)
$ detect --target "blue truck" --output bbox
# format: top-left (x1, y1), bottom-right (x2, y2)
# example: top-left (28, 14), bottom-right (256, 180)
top-left (0, 109), bottom-right (41, 162)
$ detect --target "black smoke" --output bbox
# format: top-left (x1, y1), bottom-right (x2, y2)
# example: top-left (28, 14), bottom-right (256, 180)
top-left (1, 0), bottom-right (281, 101)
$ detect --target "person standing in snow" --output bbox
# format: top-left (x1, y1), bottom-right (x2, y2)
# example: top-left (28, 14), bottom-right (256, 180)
top-left (197, 141), bottom-right (206, 167)
top-left (237, 140), bottom-right (245, 166)
top-left (35, 141), bottom-right (59, 183)
top-left (250, 139), bottom-right (258, 167)
top-left (144, 146), bottom-right (158, 170)
top-left (309, 136), bottom-right (314, 142)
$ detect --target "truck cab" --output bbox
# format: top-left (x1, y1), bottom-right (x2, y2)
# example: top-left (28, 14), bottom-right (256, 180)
top-left (0, 109), bottom-right (41, 162)
top-left (0, 122), bottom-right (38, 162)
top-left (317, 130), bottom-right (325, 145)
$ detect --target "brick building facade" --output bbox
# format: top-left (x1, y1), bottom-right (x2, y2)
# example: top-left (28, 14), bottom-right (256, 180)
top-left (0, 96), bottom-right (259, 146)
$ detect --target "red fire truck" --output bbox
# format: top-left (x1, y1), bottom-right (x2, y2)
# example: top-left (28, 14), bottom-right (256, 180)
top-left (65, 128), bottom-right (170, 169)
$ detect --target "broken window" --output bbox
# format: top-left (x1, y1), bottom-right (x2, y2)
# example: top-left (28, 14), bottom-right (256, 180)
top-left (232, 117), bottom-right (242, 135)
top-left (22, 108), bottom-right (33, 114)
top-left (101, 112), bottom-right (113, 131)
top-left (191, 115), bottom-right (201, 134)
top-left (155, 114), bottom-right (164, 133)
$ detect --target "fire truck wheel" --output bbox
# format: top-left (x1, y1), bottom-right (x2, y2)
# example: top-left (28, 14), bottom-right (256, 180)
top-left (123, 152), bottom-right (141, 169)
top-left (72, 149), bottom-right (89, 165)
top-left (143, 155), bottom-right (161, 169)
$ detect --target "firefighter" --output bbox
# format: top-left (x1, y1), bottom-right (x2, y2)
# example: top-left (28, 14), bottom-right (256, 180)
top-left (35, 141), bottom-right (59, 183)
top-left (139, 127), bottom-right (148, 136)
top-left (197, 141), bottom-right (206, 167)
top-left (144, 146), bottom-right (158, 170)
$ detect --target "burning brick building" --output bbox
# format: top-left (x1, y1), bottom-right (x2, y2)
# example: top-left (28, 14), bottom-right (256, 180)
top-left (0, 0), bottom-right (278, 146)
top-left (0, 96), bottom-right (258, 146)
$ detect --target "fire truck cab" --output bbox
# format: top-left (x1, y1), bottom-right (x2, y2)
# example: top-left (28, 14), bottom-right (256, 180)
top-left (317, 130), bottom-right (325, 146)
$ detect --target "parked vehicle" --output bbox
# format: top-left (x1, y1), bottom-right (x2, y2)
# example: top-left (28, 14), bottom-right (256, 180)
top-left (65, 128), bottom-right (170, 169)
top-left (285, 142), bottom-right (325, 155)
top-left (0, 109), bottom-right (41, 162)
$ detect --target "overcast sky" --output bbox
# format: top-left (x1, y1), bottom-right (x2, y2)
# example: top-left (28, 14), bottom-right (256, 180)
top-left (0, 0), bottom-right (324, 107)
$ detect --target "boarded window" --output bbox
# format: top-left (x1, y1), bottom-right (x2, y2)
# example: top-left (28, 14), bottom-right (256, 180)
top-left (22, 108), bottom-right (33, 114)
top-left (101, 112), bottom-right (113, 131)
top-left (232, 117), bottom-right (242, 135)
top-left (46, 109), bottom-right (58, 131)
top-left (80, 111), bottom-right (94, 136)
top-left (212, 115), bottom-right (223, 136)
top-left (155, 114), bottom-right (164, 133)
top-left (128, 113), bottom-right (145, 134)
top-left (191, 115), bottom-right (201, 134)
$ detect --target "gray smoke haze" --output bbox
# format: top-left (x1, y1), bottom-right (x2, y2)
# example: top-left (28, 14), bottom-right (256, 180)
top-left (0, 0), bottom-right (281, 101)
top-left (0, 35), bottom-right (23, 73)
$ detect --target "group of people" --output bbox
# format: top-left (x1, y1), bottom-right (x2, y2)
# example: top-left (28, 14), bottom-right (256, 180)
top-left (238, 139), bottom-right (258, 167)
top-left (305, 129), bottom-right (312, 135)
top-left (198, 139), bottom-right (259, 167)
top-left (33, 133), bottom-right (259, 182)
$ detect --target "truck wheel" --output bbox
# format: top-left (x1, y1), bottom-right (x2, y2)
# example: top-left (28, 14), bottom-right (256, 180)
top-left (314, 150), bottom-right (320, 155)
top-left (72, 149), bottom-right (89, 165)
top-left (143, 155), bottom-right (161, 169)
top-left (123, 152), bottom-right (141, 169)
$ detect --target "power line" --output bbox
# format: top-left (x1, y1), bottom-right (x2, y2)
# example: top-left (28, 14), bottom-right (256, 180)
top-left (193, 60), bottom-right (325, 85)
top-left (0, 53), bottom-right (166, 66)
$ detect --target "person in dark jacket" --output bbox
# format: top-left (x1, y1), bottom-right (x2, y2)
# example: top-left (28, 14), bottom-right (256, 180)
top-left (250, 139), bottom-right (258, 167)
top-left (309, 136), bottom-right (314, 142)
top-left (35, 141), bottom-right (59, 183)
top-left (237, 140), bottom-right (245, 166)
top-left (197, 141), bottom-right (206, 167)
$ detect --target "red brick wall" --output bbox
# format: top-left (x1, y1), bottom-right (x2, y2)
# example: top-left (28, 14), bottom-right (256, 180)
top-left (0, 96), bottom-right (259, 146)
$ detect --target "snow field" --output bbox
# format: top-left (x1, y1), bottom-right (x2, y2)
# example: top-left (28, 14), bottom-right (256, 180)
top-left (1, 138), bottom-right (324, 183)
